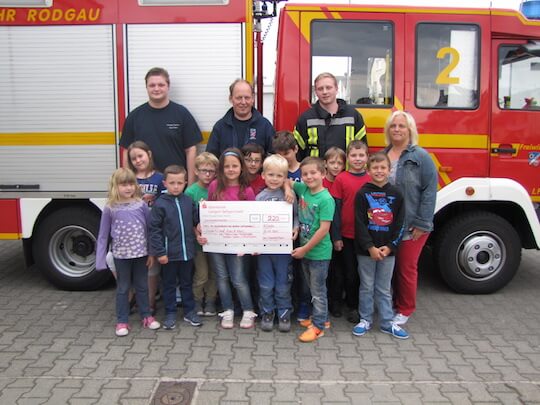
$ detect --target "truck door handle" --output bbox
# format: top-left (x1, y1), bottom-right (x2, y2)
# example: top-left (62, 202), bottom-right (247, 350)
top-left (491, 147), bottom-right (517, 154)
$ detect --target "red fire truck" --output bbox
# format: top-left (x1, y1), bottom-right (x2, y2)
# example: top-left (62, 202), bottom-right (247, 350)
top-left (1, 1), bottom-right (539, 294)
top-left (0, 0), bottom-right (255, 289)
top-left (274, 2), bottom-right (540, 293)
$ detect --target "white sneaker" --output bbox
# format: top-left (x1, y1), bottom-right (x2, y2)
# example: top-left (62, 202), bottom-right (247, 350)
top-left (393, 313), bottom-right (409, 325)
top-left (239, 310), bottom-right (257, 329)
top-left (115, 323), bottom-right (130, 337)
top-left (219, 309), bottom-right (235, 329)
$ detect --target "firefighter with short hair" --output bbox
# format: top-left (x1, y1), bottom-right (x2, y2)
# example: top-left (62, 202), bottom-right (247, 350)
top-left (294, 72), bottom-right (367, 160)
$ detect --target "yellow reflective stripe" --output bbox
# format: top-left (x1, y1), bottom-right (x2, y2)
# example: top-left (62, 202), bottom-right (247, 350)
top-left (307, 127), bottom-right (319, 156)
top-left (293, 128), bottom-right (306, 149)
top-left (345, 126), bottom-right (354, 149)
top-left (355, 125), bottom-right (367, 141)
top-left (307, 127), bottom-right (318, 147)
top-left (0, 132), bottom-right (115, 146)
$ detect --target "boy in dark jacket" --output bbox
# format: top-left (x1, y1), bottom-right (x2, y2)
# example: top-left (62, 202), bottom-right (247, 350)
top-left (353, 152), bottom-right (408, 339)
top-left (149, 165), bottom-right (201, 330)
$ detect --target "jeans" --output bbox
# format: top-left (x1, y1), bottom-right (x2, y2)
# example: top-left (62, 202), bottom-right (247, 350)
top-left (257, 254), bottom-right (293, 315)
top-left (161, 260), bottom-right (195, 316)
top-left (302, 259), bottom-right (330, 330)
top-left (292, 258), bottom-right (311, 314)
top-left (209, 253), bottom-right (253, 311)
top-left (114, 257), bottom-right (150, 323)
top-left (357, 254), bottom-right (395, 329)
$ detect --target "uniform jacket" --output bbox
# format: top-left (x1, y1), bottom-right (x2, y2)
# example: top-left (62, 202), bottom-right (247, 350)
top-left (294, 99), bottom-right (367, 159)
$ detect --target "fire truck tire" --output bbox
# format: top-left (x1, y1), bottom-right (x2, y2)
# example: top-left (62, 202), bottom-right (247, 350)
top-left (33, 207), bottom-right (111, 291)
top-left (435, 212), bottom-right (521, 294)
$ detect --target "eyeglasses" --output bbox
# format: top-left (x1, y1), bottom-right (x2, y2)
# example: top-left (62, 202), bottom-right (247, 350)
top-left (245, 158), bottom-right (262, 164)
top-left (198, 169), bottom-right (216, 175)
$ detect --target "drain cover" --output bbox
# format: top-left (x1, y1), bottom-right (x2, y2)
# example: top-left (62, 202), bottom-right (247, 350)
top-left (151, 381), bottom-right (197, 405)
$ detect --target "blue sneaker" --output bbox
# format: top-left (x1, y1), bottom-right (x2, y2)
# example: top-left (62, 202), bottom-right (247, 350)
top-left (380, 323), bottom-right (409, 339)
top-left (183, 312), bottom-right (202, 327)
top-left (163, 314), bottom-right (176, 330)
top-left (352, 319), bottom-right (371, 336)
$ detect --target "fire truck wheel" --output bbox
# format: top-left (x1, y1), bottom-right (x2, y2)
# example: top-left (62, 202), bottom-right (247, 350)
top-left (33, 207), bottom-right (111, 291)
top-left (435, 212), bottom-right (521, 294)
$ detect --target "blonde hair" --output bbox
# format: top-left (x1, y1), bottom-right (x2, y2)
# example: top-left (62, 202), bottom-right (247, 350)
top-left (384, 110), bottom-right (419, 146)
top-left (107, 168), bottom-right (142, 206)
top-left (314, 72), bottom-right (338, 88)
top-left (195, 152), bottom-right (219, 170)
top-left (262, 154), bottom-right (288, 175)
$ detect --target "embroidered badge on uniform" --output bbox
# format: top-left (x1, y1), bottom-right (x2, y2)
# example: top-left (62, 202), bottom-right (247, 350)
top-left (249, 128), bottom-right (257, 140)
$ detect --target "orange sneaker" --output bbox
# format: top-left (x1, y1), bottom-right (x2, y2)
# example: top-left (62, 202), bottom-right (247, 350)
top-left (299, 318), bottom-right (331, 329)
top-left (299, 326), bottom-right (324, 342)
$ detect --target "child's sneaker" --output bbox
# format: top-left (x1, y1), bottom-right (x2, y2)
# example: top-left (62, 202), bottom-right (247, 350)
top-left (204, 301), bottom-right (217, 316)
top-left (393, 313), bottom-right (409, 325)
top-left (162, 314), bottom-right (176, 330)
top-left (239, 310), bottom-right (257, 329)
top-left (278, 310), bottom-right (291, 333)
top-left (380, 323), bottom-right (409, 339)
top-left (352, 319), bottom-right (371, 336)
top-left (115, 323), bottom-right (130, 337)
top-left (184, 312), bottom-right (202, 327)
top-left (299, 325), bottom-right (324, 342)
top-left (260, 312), bottom-right (274, 332)
top-left (219, 309), bottom-right (235, 329)
top-left (142, 316), bottom-right (160, 330)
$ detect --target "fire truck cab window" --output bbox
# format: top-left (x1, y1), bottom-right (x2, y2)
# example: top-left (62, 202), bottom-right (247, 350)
top-left (416, 23), bottom-right (480, 109)
top-left (498, 44), bottom-right (540, 110)
top-left (311, 20), bottom-right (393, 106)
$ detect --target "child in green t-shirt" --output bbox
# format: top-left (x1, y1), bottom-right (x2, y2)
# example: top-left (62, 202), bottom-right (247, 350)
top-left (292, 157), bottom-right (335, 342)
top-left (185, 152), bottom-right (219, 316)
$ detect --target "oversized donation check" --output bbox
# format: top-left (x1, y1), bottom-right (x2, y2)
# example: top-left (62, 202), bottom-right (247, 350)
top-left (199, 201), bottom-right (293, 254)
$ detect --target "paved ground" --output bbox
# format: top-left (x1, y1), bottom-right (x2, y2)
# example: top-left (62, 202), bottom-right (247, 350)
top-left (0, 240), bottom-right (539, 404)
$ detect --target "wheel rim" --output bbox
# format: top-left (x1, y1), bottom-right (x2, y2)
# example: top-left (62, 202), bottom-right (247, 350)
top-left (48, 225), bottom-right (96, 278)
top-left (456, 231), bottom-right (505, 280)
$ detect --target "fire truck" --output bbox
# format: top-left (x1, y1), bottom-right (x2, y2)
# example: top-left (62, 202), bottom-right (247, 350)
top-left (1, 1), bottom-right (539, 294)
top-left (274, 1), bottom-right (540, 293)
top-left (0, 0), bottom-right (255, 289)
